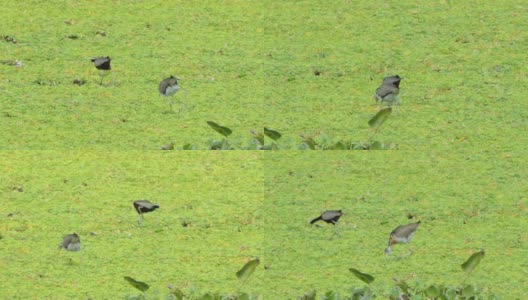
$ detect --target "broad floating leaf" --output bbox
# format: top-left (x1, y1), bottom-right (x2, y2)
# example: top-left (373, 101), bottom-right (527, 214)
top-left (264, 127), bottom-right (282, 141)
top-left (206, 121), bottom-right (232, 137)
top-left (124, 276), bottom-right (149, 292)
top-left (349, 268), bottom-right (375, 284)
top-left (236, 258), bottom-right (260, 281)
top-left (461, 250), bottom-right (485, 273)
top-left (368, 107), bottom-right (392, 129)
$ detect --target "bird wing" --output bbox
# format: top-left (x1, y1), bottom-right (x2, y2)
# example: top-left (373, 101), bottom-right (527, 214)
top-left (322, 210), bottom-right (342, 219)
top-left (394, 222), bottom-right (420, 238)
top-left (376, 84), bottom-right (398, 98)
top-left (159, 81), bottom-right (169, 94)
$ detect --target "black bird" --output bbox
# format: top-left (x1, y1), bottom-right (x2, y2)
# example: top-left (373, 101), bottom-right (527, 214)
top-left (310, 210), bottom-right (344, 240)
top-left (310, 210), bottom-right (343, 225)
top-left (159, 76), bottom-right (181, 113)
top-left (59, 233), bottom-right (81, 252)
top-left (90, 56), bottom-right (111, 85)
top-left (133, 200), bottom-right (160, 223)
top-left (384, 220), bottom-right (421, 255)
top-left (374, 75), bottom-right (402, 110)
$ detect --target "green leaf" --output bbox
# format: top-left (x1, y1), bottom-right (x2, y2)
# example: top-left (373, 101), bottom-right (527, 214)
top-left (368, 141), bottom-right (384, 150)
top-left (323, 291), bottom-right (339, 300)
top-left (350, 142), bottom-right (366, 150)
top-left (349, 268), bottom-right (375, 284)
top-left (236, 258), bottom-right (260, 282)
top-left (368, 107), bottom-right (392, 129)
top-left (299, 290), bottom-right (316, 300)
top-left (300, 134), bottom-right (318, 150)
top-left (182, 143), bottom-right (195, 150)
top-left (461, 250), bottom-right (485, 273)
top-left (167, 285), bottom-right (184, 299)
top-left (207, 121), bottom-right (232, 137)
top-left (123, 276), bottom-right (149, 292)
top-left (393, 277), bottom-right (410, 294)
top-left (264, 127), bottom-right (282, 141)
top-left (326, 141), bottom-right (347, 150)
top-left (209, 140), bottom-right (224, 150)
top-left (461, 284), bottom-right (476, 297)
top-left (425, 285), bottom-right (439, 297)
top-left (444, 288), bottom-right (457, 299)
top-left (237, 293), bottom-right (250, 300)
top-left (251, 130), bottom-right (264, 145)
top-left (200, 293), bottom-right (214, 300)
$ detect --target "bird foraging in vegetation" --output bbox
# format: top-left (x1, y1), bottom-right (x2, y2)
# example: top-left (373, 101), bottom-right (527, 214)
top-left (133, 200), bottom-right (160, 224)
top-left (384, 220), bottom-right (421, 255)
top-left (90, 56), bottom-right (111, 85)
top-left (159, 75), bottom-right (186, 113)
top-left (374, 75), bottom-right (402, 111)
top-left (310, 210), bottom-right (343, 225)
top-left (59, 233), bottom-right (81, 251)
top-left (310, 210), bottom-right (344, 240)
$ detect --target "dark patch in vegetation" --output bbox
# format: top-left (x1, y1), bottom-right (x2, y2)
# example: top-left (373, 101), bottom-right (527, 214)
top-left (161, 142), bottom-right (175, 150)
top-left (72, 78), bottom-right (85, 85)
top-left (34, 79), bottom-right (59, 86)
top-left (3, 35), bottom-right (17, 44)
top-left (10, 185), bottom-right (23, 192)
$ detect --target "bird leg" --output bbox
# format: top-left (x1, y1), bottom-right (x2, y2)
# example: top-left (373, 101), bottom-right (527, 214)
top-left (137, 213), bottom-right (144, 225)
top-left (99, 71), bottom-right (106, 85)
top-left (167, 99), bottom-right (174, 113)
top-left (328, 224), bottom-right (341, 240)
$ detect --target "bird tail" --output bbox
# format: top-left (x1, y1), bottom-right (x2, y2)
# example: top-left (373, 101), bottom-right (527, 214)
top-left (416, 220), bottom-right (421, 224)
top-left (310, 216), bottom-right (322, 224)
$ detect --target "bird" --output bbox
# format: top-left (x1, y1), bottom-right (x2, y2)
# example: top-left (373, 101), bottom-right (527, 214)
top-left (310, 210), bottom-right (344, 240)
top-left (59, 233), bottom-right (81, 252)
top-left (384, 220), bottom-right (421, 255)
top-left (310, 210), bottom-right (343, 225)
top-left (159, 75), bottom-right (182, 113)
top-left (133, 200), bottom-right (160, 224)
top-left (90, 56), bottom-right (111, 85)
top-left (374, 75), bottom-right (402, 110)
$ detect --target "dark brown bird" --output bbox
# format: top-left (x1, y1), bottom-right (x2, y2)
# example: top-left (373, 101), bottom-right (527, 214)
top-left (310, 210), bottom-right (343, 225)
top-left (159, 76), bottom-right (180, 112)
top-left (90, 56), bottom-right (111, 85)
top-left (385, 220), bottom-right (421, 255)
top-left (59, 233), bottom-right (81, 252)
top-left (374, 75), bottom-right (402, 109)
top-left (133, 200), bottom-right (159, 223)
